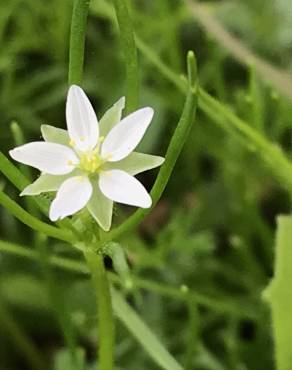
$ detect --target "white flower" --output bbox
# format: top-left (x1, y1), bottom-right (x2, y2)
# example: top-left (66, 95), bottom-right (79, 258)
top-left (9, 85), bottom-right (164, 231)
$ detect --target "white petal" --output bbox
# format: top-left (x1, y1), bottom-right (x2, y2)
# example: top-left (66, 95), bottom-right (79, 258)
top-left (101, 107), bottom-right (154, 162)
top-left (41, 125), bottom-right (69, 146)
top-left (49, 176), bottom-right (92, 221)
top-left (99, 170), bottom-right (151, 208)
top-left (66, 85), bottom-right (99, 151)
top-left (105, 152), bottom-right (165, 175)
top-left (87, 179), bottom-right (113, 231)
top-left (21, 173), bottom-right (71, 196)
top-left (99, 97), bottom-right (125, 137)
top-left (9, 142), bottom-right (78, 175)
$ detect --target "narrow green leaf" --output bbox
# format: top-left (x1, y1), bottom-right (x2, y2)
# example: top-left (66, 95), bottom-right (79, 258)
top-left (112, 289), bottom-right (183, 370)
top-left (68, 0), bottom-right (90, 85)
top-left (112, 0), bottom-right (139, 114)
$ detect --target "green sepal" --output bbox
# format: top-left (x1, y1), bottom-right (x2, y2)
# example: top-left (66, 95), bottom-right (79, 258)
top-left (21, 171), bottom-right (79, 196)
top-left (105, 152), bottom-right (164, 175)
top-left (87, 179), bottom-right (113, 231)
top-left (99, 97), bottom-right (125, 137)
top-left (41, 125), bottom-right (70, 146)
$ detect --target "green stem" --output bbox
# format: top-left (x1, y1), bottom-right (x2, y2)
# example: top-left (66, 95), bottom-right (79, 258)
top-left (103, 51), bottom-right (198, 241)
top-left (112, 0), bottom-right (139, 114)
top-left (265, 216), bottom-right (292, 370)
top-left (0, 302), bottom-right (47, 370)
top-left (0, 191), bottom-right (75, 243)
top-left (68, 0), bottom-right (90, 85)
top-left (84, 251), bottom-right (115, 370)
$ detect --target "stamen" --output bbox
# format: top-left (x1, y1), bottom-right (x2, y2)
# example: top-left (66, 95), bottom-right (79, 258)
top-left (101, 170), bottom-right (112, 176)
top-left (78, 151), bottom-right (104, 174)
top-left (69, 139), bottom-right (75, 147)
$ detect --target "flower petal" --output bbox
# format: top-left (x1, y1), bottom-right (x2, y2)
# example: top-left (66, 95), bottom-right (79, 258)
top-left (21, 173), bottom-right (72, 196)
top-left (49, 176), bottom-right (92, 221)
top-left (99, 97), bottom-right (125, 137)
top-left (101, 107), bottom-right (154, 162)
top-left (9, 142), bottom-right (78, 175)
top-left (99, 169), bottom-right (151, 208)
top-left (66, 85), bottom-right (99, 151)
top-left (41, 125), bottom-right (69, 146)
top-left (87, 179), bottom-right (113, 231)
top-left (105, 152), bottom-right (164, 175)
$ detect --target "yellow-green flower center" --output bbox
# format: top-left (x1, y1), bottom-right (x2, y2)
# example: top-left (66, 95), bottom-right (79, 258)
top-left (78, 152), bottom-right (104, 174)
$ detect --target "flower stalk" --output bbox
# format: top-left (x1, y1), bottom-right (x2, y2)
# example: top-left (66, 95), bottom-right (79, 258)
top-left (84, 250), bottom-right (115, 370)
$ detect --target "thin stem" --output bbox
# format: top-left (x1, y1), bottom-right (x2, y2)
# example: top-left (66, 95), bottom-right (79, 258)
top-left (0, 302), bottom-right (47, 370)
top-left (103, 52), bottom-right (198, 241)
top-left (112, 0), bottom-right (139, 114)
top-left (84, 251), bottom-right (115, 370)
top-left (0, 191), bottom-right (75, 243)
top-left (68, 0), bottom-right (90, 85)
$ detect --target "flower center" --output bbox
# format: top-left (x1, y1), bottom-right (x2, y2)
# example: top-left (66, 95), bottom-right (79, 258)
top-left (78, 151), bottom-right (104, 174)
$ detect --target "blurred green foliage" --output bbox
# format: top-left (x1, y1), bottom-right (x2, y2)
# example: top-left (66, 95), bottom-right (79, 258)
top-left (1, 0), bottom-right (292, 369)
